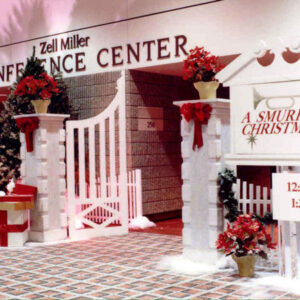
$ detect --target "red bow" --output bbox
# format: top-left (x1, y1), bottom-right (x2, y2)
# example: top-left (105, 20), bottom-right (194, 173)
top-left (180, 103), bottom-right (212, 150)
top-left (15, 117), bottom-right (39, 152)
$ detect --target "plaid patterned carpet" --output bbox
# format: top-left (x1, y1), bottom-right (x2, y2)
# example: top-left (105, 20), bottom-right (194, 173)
top-left (0, 232), bottom-right (297, 299)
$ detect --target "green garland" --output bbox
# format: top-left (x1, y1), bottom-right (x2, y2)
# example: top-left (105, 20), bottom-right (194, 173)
top-left (218, 168), bottom-right (275, 225)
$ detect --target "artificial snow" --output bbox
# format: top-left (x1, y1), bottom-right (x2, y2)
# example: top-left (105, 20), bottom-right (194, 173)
top-left (159, 255), bottom-right (227, 275)
top-left (159, 255), bottom-right (300, 296)
top-left (249, 273), bottom-right (300, 295)
top-left (216, 255), bottom-right (236, 269)
top-left (129, 216), bottom-right (156, 229)
top-left (6, 179), bottom-right (15, 193)
top-left (158, 253), bottom-right (237, 275)
top-left (75, 217), bottom-right (84, 229)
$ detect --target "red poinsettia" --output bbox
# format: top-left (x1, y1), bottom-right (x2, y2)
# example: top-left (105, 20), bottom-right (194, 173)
top-left (216, 214), bottom-right (276, 259)
top-left (183, 46), bottom-right (225, 82)
top-left (14, 72), bottom-right (60, 100)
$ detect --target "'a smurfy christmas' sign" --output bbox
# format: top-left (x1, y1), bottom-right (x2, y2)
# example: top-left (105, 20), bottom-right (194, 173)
top-left (233, 85), bottom-right (300, 155)
top-left (216, 37), bottom-right (300, 166)
top-left (273, 173), bottom-right (300, 221)
top-left (217, 37), bottom-right (300, 278)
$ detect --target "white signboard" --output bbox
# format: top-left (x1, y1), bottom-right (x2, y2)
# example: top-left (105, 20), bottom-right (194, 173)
top-left (232, 84), bottom-right (300, 155)
top-left (0, 30), bottom-right (190, 87)
top-left (273, 173), bottom-right (300, 221)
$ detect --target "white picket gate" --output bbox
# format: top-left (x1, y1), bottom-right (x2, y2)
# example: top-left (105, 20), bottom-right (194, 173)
top-left (66, 71), bottom-right (128, 240)
top-left (231, 179), bottom-right (278, 270)
top-left (76, 169), bottom-right (143, 224)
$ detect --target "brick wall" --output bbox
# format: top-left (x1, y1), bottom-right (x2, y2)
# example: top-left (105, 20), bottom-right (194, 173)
top-left (64, 72), bottom-right (121, 119)
top-left (126, 70), bottom-right (198, 215)
top-left (65, 70), bottom-right (198, 217)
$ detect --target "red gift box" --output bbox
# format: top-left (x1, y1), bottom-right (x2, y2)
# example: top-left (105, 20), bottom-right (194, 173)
top-left (0, 184), bottom-right (37, 247)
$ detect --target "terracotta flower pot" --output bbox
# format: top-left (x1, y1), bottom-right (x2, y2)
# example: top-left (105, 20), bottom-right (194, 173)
top-left (193, 81), bottom-right (219, 99)
top-left (31, 99), bottom-right (51, 114)
top-left (232, 254), bottom-right (256, 277)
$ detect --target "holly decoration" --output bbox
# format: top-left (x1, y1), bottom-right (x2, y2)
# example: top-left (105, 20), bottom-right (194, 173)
top-left (218, 168), bottom-right (275, 225)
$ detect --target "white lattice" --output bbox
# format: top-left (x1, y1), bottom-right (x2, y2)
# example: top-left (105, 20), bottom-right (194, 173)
top-left (75, 169), bottom-right (142, 225)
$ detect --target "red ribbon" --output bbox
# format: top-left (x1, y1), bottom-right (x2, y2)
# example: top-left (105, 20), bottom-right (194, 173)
top-left (180, 103), bottom-right (212, 150)
top-left (15, 117), bottom-right (39, 152)
top-left (0, 211), bottom-right (28, 246)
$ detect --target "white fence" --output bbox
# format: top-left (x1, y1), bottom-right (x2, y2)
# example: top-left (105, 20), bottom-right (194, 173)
top-left (66, 71), bottom-right (128, 239)
top-left (232, 179), bottom-right (278, 270)
top-left (76, 169), bottom-right (142, 225)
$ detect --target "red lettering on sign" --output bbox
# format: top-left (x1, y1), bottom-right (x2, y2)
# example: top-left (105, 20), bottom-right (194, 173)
top-left (143, 40), bottom-right (156, 61)
top-left (175, 35), bottom-right (188, 57)
top-left (62, 54), bottom-right (73, 73)
top-left (112, 46), bottom-right (123, 66)
top-left (157, 38), bottom-right (170, 59)
top-left (97, 48), bottom-right (109, 67)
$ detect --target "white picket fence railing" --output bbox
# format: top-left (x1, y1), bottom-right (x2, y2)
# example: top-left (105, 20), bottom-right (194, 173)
top-left (75, 169), bottom-right (142, 225)
top-left (235, 179), bottom-right (272, 217)
top-left (230, 179), bottom-right (278, 270)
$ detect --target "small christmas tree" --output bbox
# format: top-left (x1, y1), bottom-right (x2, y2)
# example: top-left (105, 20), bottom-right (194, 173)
top-left (0, 47), bottom-right (74, 190)
top-left (0, 103), bottom-right (21, 191)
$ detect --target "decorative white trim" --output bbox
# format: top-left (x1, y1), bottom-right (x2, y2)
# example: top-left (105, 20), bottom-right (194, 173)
top-left (15, 113), bottom-right (70, 120)
top-left (225, 154), bottom-right (300, 166)
top-left (174, 98), bottom-right (229, 107)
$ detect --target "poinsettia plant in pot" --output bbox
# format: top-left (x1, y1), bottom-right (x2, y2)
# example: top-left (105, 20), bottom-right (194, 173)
top-left (183, 46), bottom-right (225, 99)
top-left (14, 72), bottom-right (60, 113)
top-left (216, 213), bottom-right (276, 277)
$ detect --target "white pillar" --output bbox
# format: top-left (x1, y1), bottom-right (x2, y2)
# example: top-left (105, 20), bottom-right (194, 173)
top-left (175, 99), bottom-right (230, 264)
top-left (17, 114), bottom-right (69, 242)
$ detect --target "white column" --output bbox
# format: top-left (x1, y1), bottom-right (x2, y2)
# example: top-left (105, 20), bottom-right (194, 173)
top-left (17, 114), bottom-right (69, 242)
top-left (174, 99), bottom-right (230, 264)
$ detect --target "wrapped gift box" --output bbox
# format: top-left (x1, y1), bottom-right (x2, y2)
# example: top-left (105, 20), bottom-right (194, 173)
top-left (0, 184), bottom-right (37, 247)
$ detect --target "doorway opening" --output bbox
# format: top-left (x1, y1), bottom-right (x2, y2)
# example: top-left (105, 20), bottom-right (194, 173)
top-left (126, 59), bottom-right (232, 236)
